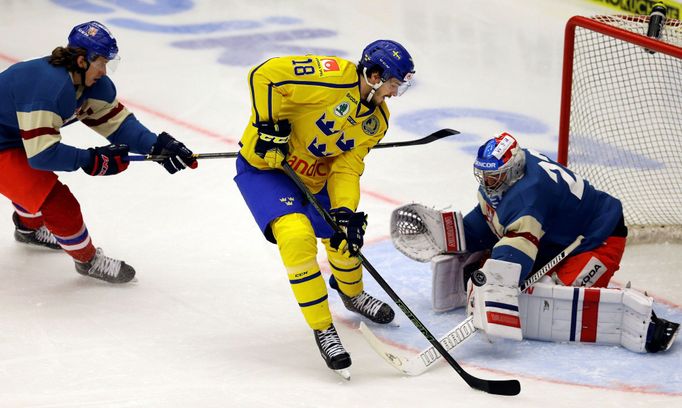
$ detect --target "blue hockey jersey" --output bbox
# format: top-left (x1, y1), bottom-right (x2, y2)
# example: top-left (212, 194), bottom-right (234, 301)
top-left (0, 57), bottom-right (157, 171)
top-left (463, 148), bottom-right (623, 281)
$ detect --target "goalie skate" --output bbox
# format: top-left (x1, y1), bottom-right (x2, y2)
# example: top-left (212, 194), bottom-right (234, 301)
top-left (75, 248), bottom-right (136, 283)
top-left (646, 311), bottom-right (680, 353)
top-left (329, 276), bottom-right (395, 324)
top-left (314, 324), bottom-right (351, 380)
top-left (12, 212), bottom-right (60, 250)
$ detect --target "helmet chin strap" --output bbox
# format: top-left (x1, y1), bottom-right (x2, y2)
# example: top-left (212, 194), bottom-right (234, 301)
top-left (362, 67), bottom-right (383, 103)
top-left (78, 59), bottom-right (90, 88)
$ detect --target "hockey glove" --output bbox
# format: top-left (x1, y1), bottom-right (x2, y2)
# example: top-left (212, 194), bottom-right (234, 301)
top-left (329, 207), bottom-right (368, 257)
top-left (254, 119), bottom-right (291, 168)
top-left (82, 144), bottom-right (130, 176)
top-left (150, 132), bottom-right (198, 174)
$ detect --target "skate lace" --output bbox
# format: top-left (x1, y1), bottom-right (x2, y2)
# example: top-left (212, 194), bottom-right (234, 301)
top-left (351, 292), bottom-right (383, 318)
top-left (90, 250), bottom-right (121, 278)
top-left (318, 327), bottom-right (346, 358)
top-left (35, 227), bottom-right (59, 246)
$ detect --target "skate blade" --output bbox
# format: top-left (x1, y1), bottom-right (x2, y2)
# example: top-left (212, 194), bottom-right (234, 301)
top-left (664, 324), bottom-right (680, 352)
top-left (334, 368), bottom-right (351, 381)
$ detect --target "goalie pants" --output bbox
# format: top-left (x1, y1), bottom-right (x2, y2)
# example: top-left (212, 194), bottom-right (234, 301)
top-left (551, 236), bottom-right (626, 288)
top-left (0, 148), bottom-right (96, 262)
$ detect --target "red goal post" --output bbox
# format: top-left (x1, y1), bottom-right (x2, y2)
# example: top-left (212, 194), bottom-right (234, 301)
top-left (558, 15), bottom-right (682, 243)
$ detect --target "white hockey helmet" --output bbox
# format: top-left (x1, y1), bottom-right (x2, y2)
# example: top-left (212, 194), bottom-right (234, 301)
top-left (473, 132), bottom-right (526, 198)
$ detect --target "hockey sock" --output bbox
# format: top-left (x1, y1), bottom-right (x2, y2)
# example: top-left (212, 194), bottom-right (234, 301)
top-left (12, 203), bottom-right (44, 230)
top-left (272, 213), bottom-right (332, 330)
top-left (325, 239), bottom-right (363, 297)
top-left (39, 182), bottom-right (95, 262)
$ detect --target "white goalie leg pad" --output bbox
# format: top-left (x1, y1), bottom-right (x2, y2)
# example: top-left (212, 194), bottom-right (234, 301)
top-left (469, 259), bottom-right (522, 341)
top-left (519, 284), bottom-right (653, 352)
top-left (431, 251), bottom-right (486, 312)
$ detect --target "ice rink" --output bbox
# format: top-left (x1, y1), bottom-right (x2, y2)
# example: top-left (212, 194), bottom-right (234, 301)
top-left (1, 0), bottom-right (681, 407)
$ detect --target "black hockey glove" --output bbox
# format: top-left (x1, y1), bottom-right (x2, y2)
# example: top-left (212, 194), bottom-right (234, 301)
top-left (329, 207), bottom-right (368, 257)
top-left (254, 119), bottom-right (291, 168)
top-left (82, 144), bottom-right (130, 176)
top-left (150, 132), bottom-right (198, 174)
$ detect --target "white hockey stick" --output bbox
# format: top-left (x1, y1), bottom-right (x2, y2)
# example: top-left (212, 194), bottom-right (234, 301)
top-left (361, 235), bottom-right (584, 376)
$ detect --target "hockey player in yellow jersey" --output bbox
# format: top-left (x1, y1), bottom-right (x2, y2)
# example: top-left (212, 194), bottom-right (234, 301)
top-left (234, 40), bottom-right (415, 377)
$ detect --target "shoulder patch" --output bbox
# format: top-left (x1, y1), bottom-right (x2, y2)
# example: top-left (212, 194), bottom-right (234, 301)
top-left (316, 57), bottom-right (343, 78)
top-left (362, 115), bottom-right (380, 135)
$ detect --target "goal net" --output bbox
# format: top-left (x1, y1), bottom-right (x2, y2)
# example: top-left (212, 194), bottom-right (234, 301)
top-left (558, 14), bottom-right (682, 243)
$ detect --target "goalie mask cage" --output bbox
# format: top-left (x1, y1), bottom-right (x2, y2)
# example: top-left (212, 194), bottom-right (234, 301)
top-left (558, 15), bottom-right (682, 243)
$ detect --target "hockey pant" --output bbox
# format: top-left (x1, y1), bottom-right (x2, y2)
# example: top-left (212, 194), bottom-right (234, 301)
top-left (551, 236), bottom-right (626, 288)
top-left (271, 212), bottom-right (363, 331)
top-left (0, 148), bottom-right (95, 262)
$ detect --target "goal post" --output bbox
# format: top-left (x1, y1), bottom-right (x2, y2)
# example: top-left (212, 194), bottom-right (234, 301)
top-left (558, 15), bottom-right (682, 243)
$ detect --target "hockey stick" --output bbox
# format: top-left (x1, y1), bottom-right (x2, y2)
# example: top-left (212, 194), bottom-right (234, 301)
top-left (126, 128), bottom-right (459, 162)
top-left (360, 235), bottom-right (585, 376)
top-left (281, 160), bottom-right (520, 396)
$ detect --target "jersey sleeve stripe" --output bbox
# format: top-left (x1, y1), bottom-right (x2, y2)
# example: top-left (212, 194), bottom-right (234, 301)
top-left (80, 101), bottom-right (125, 127)
top-left (19, 127), bottom-right (60, 139)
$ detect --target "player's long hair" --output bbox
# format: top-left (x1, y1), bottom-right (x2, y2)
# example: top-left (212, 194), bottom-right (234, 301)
top-left (48, 46), bottom-right (88, 72)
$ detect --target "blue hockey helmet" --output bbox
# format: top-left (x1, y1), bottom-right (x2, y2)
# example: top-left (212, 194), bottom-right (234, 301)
top-left (68, 21), bottom-right (119, 62)
top-left (359, 40), bottom-right (415, 95)
top-left (473, 132), bottom-right (526, 198)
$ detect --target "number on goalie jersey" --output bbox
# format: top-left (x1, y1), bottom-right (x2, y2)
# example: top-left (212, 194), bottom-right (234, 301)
top-left (465, 132), bottom-right (627, 288)
top-left (234, 40), bottom-right (415, 376)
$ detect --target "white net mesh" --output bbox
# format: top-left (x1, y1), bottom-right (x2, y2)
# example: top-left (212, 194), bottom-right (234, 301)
top-left (563, 15), bottom-right (682, 243)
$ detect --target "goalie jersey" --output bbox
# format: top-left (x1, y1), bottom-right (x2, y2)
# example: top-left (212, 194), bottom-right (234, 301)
top-left (239, 55), bottom-right (389, 211)
top-left (0, 57), bottom-right (156, 171)
top-left (464, 148), bottom-right (623, 281)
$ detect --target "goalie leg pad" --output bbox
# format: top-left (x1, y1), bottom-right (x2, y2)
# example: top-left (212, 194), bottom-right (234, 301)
top-left (431, 251), bottom-right (486, 312)
top-left (519, 283), bottom-right (654, 352)
top-left (469, 259), bottom-right (523, 341)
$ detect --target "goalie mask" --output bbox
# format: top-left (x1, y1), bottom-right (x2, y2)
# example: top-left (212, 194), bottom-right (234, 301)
top-left (473, 132), bottom-right (526, 199)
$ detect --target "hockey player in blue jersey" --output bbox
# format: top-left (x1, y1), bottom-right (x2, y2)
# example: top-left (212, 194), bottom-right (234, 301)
top-left (391, 132), bottom-right (679, 353)
top-left (0, 21), bottom-right (197, 283)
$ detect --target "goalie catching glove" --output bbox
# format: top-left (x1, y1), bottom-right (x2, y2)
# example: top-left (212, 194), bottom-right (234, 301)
top-left (329, 207), bottom-right (367, 257)
top-left (254, 119), bottom-right (291, 168)
top-left (390, 203), bottom-right (467, 262)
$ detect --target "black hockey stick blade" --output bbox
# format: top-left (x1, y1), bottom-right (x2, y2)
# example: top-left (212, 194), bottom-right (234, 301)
top-left (373, 128), bottom-right (459, 149)
top-left (127, 128), bottom-right (459, 162)
top-left (464, 373), bottom-right (521, 396)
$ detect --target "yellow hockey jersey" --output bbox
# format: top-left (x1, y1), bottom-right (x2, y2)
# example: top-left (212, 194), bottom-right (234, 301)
top-left (239, 55), bottom-right (390, 211)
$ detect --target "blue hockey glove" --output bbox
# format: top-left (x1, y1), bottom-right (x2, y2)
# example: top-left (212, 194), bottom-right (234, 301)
top-left (254, 119), bottom-right (291, 168)
top-left (329, 207), bottom-right (368, 257)
top-left (150, 132), bottom-right (198, 174)
top-left (82, 144), bottom-right (130, 176)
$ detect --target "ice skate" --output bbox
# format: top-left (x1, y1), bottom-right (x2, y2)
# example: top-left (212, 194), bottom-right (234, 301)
top-left (75, 247), bottom-right (136, 283)
top-left (12, 212), bottom-right (61, 250)
top-left (314, 323), bottom-right (351, 380)
top-left (329, 276), bottom-right (395, 324)
top-left (645, 311), bottom-right (680, 353)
